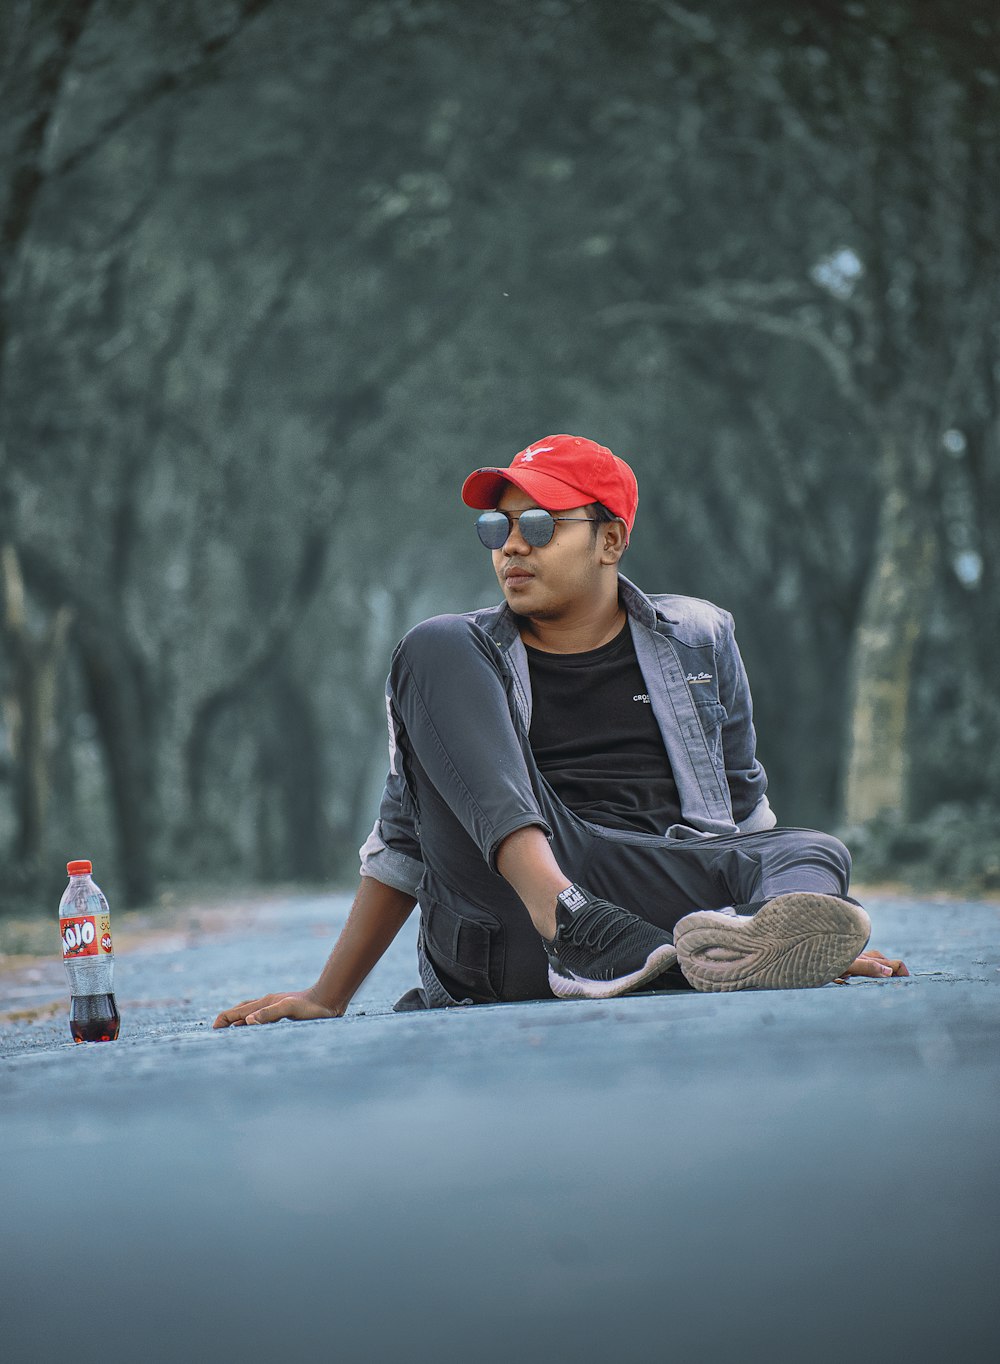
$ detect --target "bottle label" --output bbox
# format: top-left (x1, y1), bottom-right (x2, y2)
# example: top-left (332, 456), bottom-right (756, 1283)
top-left (62, 915), bottom-right (113, 959)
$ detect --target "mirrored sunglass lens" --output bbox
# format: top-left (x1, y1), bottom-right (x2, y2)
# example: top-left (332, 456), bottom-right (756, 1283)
top-left (476, 508), bottom-right (557, 548)
top-left (518, 509), bottom-right (556, 545)
top-left (476, 511), bottom-right (510, 549)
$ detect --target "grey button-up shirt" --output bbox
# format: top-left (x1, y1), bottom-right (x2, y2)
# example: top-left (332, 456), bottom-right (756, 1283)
top-left (360, 574), bottom-right (775, 896)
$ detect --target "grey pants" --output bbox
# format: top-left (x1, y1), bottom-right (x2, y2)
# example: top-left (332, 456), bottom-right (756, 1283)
top-left (390, 615), bottom-right (852, 1005)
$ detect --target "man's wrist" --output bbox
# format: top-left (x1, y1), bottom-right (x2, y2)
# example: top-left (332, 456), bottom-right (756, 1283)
top-left (308, 983), bottom-right (348, 1017)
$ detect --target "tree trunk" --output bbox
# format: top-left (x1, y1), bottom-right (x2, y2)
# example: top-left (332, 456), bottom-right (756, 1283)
top-left (79, 640), bottom-right (157, 906)
top-left (1, 544), bottom-right (73, 867)
top-left (257, 671), bottom-right (326, 882)
top-left (842, 436), bottom-right (936, 823)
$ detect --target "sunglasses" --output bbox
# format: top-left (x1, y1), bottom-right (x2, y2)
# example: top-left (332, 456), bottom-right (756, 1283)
top-left (476, 508), bottom-right (599, 549)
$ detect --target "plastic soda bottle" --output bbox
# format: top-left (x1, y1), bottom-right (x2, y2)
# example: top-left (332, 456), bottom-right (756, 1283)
top-left (59, 859), bottom-right (120, 1042)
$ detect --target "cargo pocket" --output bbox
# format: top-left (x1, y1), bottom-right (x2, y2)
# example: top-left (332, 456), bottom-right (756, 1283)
top-left (420, 883), bottom-right (505, 1004)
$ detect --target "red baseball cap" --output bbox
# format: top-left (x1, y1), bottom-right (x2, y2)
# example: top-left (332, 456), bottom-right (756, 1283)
top-left (461, 434), bottom-right (639, 541)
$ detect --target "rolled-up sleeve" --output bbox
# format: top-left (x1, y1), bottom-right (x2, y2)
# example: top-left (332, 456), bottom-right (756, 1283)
top-left (358, 683), bottom-right (425, 896)
top-left (717, 614), bottom-right (775, 831)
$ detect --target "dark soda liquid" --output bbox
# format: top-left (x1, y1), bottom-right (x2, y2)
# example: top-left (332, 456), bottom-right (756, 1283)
top-left (70, 993), bottom-right (120, 1043)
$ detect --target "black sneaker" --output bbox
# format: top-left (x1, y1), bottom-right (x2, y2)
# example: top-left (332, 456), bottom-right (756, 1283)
top-left (545, 884), bottom-right (678, 1000)
top-left (672, 892), bottom-right (871, 993)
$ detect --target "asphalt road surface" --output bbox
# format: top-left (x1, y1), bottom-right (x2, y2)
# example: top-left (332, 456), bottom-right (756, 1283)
top-left (2, 891), bottom-right (997, 1364)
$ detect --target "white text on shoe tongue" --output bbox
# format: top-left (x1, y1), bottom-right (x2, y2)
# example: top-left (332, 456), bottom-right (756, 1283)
top-left (558, 885), bottom-right (589, 913)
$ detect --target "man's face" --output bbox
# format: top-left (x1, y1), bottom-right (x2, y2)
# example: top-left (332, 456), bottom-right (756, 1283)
top-left (491, 485), bottom-right (609, 620)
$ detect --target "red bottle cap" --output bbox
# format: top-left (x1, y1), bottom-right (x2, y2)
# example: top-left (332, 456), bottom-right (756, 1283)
top-left (66, 860), bottom-right (93, 876)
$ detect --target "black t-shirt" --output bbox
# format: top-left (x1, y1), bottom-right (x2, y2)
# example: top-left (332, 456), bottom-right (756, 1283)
top-left (525, 620), bottom-right (682, 835)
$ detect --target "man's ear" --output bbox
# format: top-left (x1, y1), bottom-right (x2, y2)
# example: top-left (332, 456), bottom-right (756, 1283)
top-left (599, 520), bottom-right (627, 565)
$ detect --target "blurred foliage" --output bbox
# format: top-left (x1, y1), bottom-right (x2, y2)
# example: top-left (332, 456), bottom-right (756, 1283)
top-left (0, 0), bottom-right (998, 909)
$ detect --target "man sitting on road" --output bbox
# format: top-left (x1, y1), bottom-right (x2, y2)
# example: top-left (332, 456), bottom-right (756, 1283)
top-left (215, 434), bottom-right (907, 1028)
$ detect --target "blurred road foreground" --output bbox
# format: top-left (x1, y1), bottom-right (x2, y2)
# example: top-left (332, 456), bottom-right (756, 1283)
top-left (1, 890), bottom-right (997, 1364)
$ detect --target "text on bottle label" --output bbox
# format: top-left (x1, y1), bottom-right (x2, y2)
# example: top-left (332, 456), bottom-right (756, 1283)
top-left (62, 915), bottom-right (113, 958)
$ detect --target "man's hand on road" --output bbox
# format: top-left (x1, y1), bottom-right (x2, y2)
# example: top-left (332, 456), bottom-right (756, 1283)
top-left (836, 947), bottom-right (910, 983)
top-left (212, 988), bottom-right (340, 1028)
top-left (212, 879), bottom-right (416, 1030)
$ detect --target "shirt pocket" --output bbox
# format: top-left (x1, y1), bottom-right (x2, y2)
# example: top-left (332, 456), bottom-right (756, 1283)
top-left (695, 701), bottom-right (727, 759)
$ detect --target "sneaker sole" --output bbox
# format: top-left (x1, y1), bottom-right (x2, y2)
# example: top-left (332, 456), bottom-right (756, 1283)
top-left (548, 942), bottom-right (679, 1000)
top-left (673, 893), bottom-right (871, 993)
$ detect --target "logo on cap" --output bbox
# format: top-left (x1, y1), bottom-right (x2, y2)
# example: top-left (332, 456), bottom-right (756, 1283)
top-left (517, 444), bottom-right (553, 464)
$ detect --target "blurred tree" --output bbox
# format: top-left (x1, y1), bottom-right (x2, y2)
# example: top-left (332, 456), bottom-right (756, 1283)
top-left (0, 544), bottom-right (72, 868)
top-left (600, 0), bottom-right (1000, 825)
top-left (0, 0), bottom-right (280, 901)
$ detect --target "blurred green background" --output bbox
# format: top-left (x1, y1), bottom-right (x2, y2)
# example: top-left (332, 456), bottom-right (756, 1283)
top-left (1, 0), bottom-right (998, 913)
